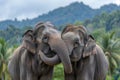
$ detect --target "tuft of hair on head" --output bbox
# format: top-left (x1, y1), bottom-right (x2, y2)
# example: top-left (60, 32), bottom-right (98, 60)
top-left (22, 29), bottom-right (33, 38)
top-left (77, 25), bottom-right (87, 33)
top-left (34, 21), bottom-right (56, 30)
top-left (34, 22), bottom-right (44, 30)
top-left (62, 24), bottom-right (75, 34)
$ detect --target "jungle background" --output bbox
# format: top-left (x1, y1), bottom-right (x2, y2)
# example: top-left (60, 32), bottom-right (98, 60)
top-left (0, 2), bottom-right (120, 80)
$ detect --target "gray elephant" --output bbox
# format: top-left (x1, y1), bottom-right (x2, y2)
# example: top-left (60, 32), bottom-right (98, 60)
top-left (61, 25), bottom-right (108, 80)
top-left (8, 22), bottom-right (72, 80)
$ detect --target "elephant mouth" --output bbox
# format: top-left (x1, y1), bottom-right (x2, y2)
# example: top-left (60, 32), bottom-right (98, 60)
top-left (70, 56), bottom-right (80, 62)
top-left (39, 40), bottom-right (72, 73)
top-left (70, 51), bottom-right (81, 62)
top-left (40, 43), bottom-right (58, 58)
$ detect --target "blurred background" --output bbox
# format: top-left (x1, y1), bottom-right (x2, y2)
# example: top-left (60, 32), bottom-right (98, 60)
top-left (0, 0), bottom-right (120, 80)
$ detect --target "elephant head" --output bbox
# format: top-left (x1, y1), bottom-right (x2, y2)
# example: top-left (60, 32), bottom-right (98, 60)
top-left (62, 25), bottom-right (96, 62)
top-left (22, 22), bottom-right (72, 73)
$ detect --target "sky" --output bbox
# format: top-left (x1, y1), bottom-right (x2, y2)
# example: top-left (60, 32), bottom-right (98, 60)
top-left (0, 0), bottom-right (120, 21)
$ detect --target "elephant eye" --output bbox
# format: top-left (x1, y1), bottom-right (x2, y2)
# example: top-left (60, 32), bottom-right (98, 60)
top-left (74, 39), bottom-right (80, 48)
top-left (42, 35), bottom-right (49, 43)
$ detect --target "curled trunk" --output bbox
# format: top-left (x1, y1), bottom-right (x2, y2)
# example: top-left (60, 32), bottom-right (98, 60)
top-left (38, 50), bottom-right (60, 66)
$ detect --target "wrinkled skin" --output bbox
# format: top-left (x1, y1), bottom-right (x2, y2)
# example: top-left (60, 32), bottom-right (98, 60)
top-left (62, 25), bottom-right (108, 80)
top-left (8, 22), bottom-right (72, 80)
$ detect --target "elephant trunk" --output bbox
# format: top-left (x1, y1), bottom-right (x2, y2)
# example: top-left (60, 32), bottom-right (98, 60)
top-left (49, 39), bottom-right (72, 73)
top-left (38, 50), bottom-right (60, 65)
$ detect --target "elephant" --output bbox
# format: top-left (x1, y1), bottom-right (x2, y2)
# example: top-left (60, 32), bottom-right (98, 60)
top-left (61, 25), bottom-right (109, 80)
top-left (8, 22), bottom-right (72, 80)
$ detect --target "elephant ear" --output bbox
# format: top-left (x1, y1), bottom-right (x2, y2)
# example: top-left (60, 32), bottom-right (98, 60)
top-left (22, 30), bottom-right (36, 54)
top-left (82, 35), bottom-right (96, 58)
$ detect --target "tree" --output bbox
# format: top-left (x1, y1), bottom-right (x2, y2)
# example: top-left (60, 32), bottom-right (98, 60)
top-left (99, 31), bottom-right (120, 78)
top-left (0, 38), bottom-right (11, 80)
top-left (74, 21), bottom-right (83, 26)
top-left (91, 28), bottom-right (105, 43)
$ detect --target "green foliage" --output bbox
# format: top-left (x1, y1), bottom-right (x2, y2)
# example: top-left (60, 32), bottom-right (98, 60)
top-left (100, 31), bottom-right (120, 74)
top-left (92, 29), bottom-right (120, 79)
top-left (113, 68), bottom-right (120, 80)
top-left (0, 38), bottom-right (11, 80)
top-left (106, 75), bottom-right (114, 80)
top-left (53, 64), bottom-right (64, 80)
top-left (91, 28), bottom-right (106, 42)
top-left (0, 25), bottom-right (33, 46)
top-left (74, 21), bottom-right (83, 26)
top-left (85, 10), bottom-right (120, 31)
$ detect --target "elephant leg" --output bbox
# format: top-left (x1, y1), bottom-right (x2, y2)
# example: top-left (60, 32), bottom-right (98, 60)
top-left (8, 47), bottom-right (22, 80)
top-left (76, 56), bottom-right (95, 80)
top-left (40, 67), bottom-right (53, 80)
top-left (20, 60), bottom-right (38, 80)
top-left (76, 73), bottom-right (89, 80)
top-left (26, 71), bottom-right (38, 80)
top-left (76, 69), bottom-right (92, 80)
top-left (65, 71), bottom-right (75, 80)
top-left (20, 66), bottom-right (38, 80)
top-left (20, 50), bottom-right (27, 80)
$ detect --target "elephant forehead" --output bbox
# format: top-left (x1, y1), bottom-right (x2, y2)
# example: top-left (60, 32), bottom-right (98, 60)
top-left (43, 27), bottom-right (59, 34)
top-left (49, 28), bottom-right (60, 34)
top-left (43, 28), bottom-right (60, 35)
top-left (62, 32), bottom-right (79, 41)
top-left (42, 27), bottom-right (60, 39)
